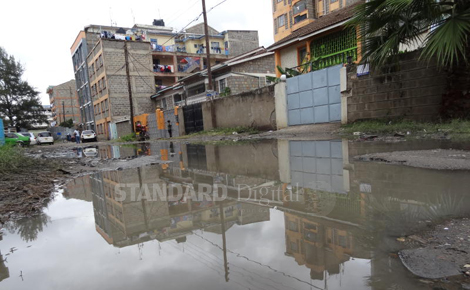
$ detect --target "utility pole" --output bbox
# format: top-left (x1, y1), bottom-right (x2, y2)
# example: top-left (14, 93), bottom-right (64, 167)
top-left (62, 101), bottom-right (65, 123)
top-left (219, 203), bottom-right (229, 282)
top-left (124, 42), bottom-right (135, 133)
top-left (69, 87), bottom-right (75, 124)
top-left (202, 0), bottom-right (213, 90)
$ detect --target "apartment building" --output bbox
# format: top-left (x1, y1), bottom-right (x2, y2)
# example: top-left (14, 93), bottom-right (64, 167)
top-left (72, 20), bottom-right (259, 139)
top-left (71, 31), bottom-right (95, 130)
top-left (270, 0), bottom-right (362, 76)
top-left (152, 47), bottom-right (275, 110)
top-left (46, 79), bottom-right (80, 125)
top-left (273, 0), bottom-right (359, 42)
top-left (87, 39), bottom-right (155, 140)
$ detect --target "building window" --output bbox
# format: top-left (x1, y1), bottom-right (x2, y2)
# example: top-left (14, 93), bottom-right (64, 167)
top-left (298, 47), bottom-right (307, 64)
top-left (278, 14), bottom-right (286, 27)
top-left (218, 79), bottom-right (226, 93)
top-left (294, 14), bottom-right (307, 24)
top-left (293, 0), bottom-right (307, 14)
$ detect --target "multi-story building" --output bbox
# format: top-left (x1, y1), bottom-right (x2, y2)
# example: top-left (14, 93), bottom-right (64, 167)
top-left (72, 20), bottom-right (260, 139)
top-left (269, 0), bottom-right (362, 76)
top-left (46, 79), bottom-right (80, 125)
top-left (71, 32), bottom-right (95, 130)
top-left (273, 0), bottom-right (359, 42)
top-left (87, 39), bottom-right (155, 140)
top-left (152, 47), bottom-right (275, 110)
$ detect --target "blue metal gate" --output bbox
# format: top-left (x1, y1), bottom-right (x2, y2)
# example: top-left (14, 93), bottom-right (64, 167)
top-left (0, 119), bottom-right (4, 146)
top-left (286, 65), bottom-right (342, 126)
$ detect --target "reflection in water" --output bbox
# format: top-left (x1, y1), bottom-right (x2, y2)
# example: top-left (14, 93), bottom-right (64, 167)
top-left (2, 139), bottom-right (470, 290)
top-left (5, 213), bottom-right (51, 243)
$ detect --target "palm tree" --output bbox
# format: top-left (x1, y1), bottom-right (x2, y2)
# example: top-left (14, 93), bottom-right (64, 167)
top-left (348, 0), bottom-right (470, 68)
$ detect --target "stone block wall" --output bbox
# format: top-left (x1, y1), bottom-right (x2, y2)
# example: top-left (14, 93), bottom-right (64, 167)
top-left (101, 40), bottom-right (155, 122)
top-left (344, 52), bottom-right (448, 122)
top-left (202, 85), bottom-right (276, 131)
top-left (226, 30), bottom-right (259, 57)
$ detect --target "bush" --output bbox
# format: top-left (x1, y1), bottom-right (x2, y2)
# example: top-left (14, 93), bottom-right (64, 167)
top-left (0, 145), bottom-right (39, 174)
top-left (119, 133), bottom-right (136, 142)
top-left (59, 119), bottom-right (74, 128)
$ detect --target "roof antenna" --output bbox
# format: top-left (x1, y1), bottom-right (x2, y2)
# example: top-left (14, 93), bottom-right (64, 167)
top-left (109, 7), bottom-right (116, 26)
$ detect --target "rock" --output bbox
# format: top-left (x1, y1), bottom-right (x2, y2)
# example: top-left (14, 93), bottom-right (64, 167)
top-left (399, 248), bottom-right (462, 279)
top-left (353, 132), bottom-right (361, 136)
top-left (89, 161), bottom-right (99, 167)
top-left (462, 284), bottom-right (470, 290)
top-left (397, 237), bottom-right (406, 242)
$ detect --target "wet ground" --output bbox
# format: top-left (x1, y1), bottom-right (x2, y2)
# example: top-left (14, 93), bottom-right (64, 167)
top-left (1, 138), bottom-right (470, 289)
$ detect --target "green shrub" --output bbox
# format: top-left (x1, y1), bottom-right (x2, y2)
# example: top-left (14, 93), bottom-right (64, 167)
top-left (0, 145), bottom-right (39, 174)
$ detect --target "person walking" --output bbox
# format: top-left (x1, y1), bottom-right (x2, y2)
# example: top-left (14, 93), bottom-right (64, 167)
top-left (74, 129), bottom-right (81, 144)
top-left (167, 120), bottom-right (172, 138)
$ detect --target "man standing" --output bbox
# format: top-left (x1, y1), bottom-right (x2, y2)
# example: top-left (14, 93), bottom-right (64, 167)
top-left (167, 120), bottom-right (172, 138)
top-left (74, 129), bottom-right (81, 144)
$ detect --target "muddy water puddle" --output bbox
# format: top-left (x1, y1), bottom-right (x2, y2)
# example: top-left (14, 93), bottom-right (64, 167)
top-left (1, 139), bottom-right (470, 290)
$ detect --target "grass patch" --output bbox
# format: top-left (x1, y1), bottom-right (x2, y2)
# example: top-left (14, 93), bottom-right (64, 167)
top-left (340, 119), bottom-right (470, 135)
top-left (0, 145), bottom-right (43, 174)
top-left (117, 133), bottom-right (136, 142)
top-left (178, 126), bottom-right (260, 138)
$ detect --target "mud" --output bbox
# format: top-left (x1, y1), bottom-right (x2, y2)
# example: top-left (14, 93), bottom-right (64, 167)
top-left (0, 165), bottom-right (68, 224)
top-left (356, 149), bottom-right (470, 170)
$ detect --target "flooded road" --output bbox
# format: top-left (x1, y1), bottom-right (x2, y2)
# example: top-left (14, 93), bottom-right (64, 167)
top-left (1, 139), bottom-right (470, 290)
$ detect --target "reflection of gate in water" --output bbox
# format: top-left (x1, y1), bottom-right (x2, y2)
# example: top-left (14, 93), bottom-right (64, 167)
top-left (183, 103), bottom-right (204, 134)
top-left (289, 140), bottom-right (344, 194)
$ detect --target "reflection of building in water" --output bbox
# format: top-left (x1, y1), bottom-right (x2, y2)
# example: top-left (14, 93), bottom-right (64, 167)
top-left (284, 212), bottom-right (369, 281)
top-left (86, 159), bottom-right (271, 248)
top-left (63, 175), bottom-right (93, 202)
top-left (0, 254), bottom-right (9, 282)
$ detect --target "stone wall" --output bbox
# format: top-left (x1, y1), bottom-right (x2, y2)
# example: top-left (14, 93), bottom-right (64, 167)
top-left (202, 85), bottom-right (276, 131)
top-left (344, 52), bottom-right (448, 122)
top-left (102, 40), bottom-right (155, 121)
top-left (226, 30), bottom-right (259, 57)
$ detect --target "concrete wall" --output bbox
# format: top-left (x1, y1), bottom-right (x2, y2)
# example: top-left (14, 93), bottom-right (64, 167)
top-left (146, 110), bottom-right (180, 139)
top-left (205, 140), bottom-right (280, 181)
top-left (202, 85), bottom-right (276, 131)
top-left (279, 45), bottom-right (298, 70)
top-left (116, 120), bottom-right (132, 138)
top-left (343, 52), bottom-right (448, 122)
top-left (48, 126), bottom-right (75, 141)
top-left (274, 82), bottom-right (288, 129)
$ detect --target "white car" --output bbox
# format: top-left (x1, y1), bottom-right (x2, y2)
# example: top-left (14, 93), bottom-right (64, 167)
top-left (81, 130), bottom-right (97, 142)
top-left (83, 147), bottom-right (98, 157)
top-left (37, 131), bottom-right (54, 145)
top-left (19, 132), bottom-right (37, 145)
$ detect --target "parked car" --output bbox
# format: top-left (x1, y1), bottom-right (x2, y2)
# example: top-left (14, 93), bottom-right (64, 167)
top-left (5, 132), bottom-right (31, 146)
top-left (19, 132), bottom-right (37, 145)
top-left (81, 130), bottom-right (97, 142)
top-left (37, 131), bottom-right (54, 145)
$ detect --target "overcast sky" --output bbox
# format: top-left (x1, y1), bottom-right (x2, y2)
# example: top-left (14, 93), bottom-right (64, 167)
top-left (0, 0), bottom-right (274, 105)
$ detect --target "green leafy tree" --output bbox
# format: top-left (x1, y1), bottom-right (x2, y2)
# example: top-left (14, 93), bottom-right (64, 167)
top-left (0, 47), bottom-right (46, 130)
top-left (348, 0), bottom-right (470, 68)
top-left (59, 118), bottom-right (74, 128)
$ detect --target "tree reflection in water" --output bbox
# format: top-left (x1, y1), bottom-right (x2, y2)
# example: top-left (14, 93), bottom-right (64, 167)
top-left (5, 213), bottom-right (51, 243)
